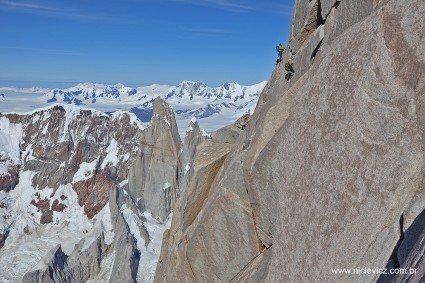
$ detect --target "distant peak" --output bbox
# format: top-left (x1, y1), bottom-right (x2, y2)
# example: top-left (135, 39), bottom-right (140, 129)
top-left (222, 81), bottom-right (240, 90)
top-left (113, 83), bottom-right (125, 88)
top-left (178, 81), bottom-right (207, 87)
top-left (80, 82), bottom-right (97, 87)
top-left (72, 82), bottom-right (107, 90)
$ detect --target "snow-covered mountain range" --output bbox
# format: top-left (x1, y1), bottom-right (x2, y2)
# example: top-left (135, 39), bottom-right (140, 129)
top-left (0, 81), bottom-right (266, 137)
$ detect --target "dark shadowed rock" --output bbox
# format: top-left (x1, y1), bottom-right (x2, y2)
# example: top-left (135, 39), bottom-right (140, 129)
top-left (0, 231), bottom-right (9, 250)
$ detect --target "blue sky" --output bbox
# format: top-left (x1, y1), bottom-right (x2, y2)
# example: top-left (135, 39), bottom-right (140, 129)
top-left (0, 0), bottom-right (294, 87)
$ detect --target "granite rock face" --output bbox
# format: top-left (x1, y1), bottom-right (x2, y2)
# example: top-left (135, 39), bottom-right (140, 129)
top-left (155, 122), bottom-right (255, 283)
top-left (178, 118), bottom-right (209, 197)
top-left (127, 97), bottom-right (181, 223)
top-left (155, 0), bottom-right (425, 282)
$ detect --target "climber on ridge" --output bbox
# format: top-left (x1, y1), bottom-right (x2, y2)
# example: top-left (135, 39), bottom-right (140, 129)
top-left (285, 60), bottom-right (295, 83)
top-left (275, 43), bottom-right (285, 65)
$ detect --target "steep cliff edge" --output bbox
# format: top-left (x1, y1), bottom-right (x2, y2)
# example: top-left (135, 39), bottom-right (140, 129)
top-left (155, 0), bottom-right (425, 282)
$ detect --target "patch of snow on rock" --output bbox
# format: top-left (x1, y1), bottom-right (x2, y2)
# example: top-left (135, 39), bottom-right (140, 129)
top-left (0, 117), bottom-right (23, 163)
top-left (184, 163), bottom-right (191, 175)
top-left (101, 139), bottom-right (120, 169)
top-left (72, 158), bottom-right (99, 183)
top-left (138, 211), bottom-right (173, 283)
top-left (81, 203), bottom-right (115, 252)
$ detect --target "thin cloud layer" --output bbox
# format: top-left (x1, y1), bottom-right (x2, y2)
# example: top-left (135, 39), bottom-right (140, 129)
top-left (170, 0), bottom-right (253, 11)
top-left (0, 0), bottom-right (73, 13)
top-left (169, 0), bottom-right (293, 15)
top-left (0, 46), bottom-right (84, 56)
top-left (181, 27), bottom-right (235, 35)
top-left (0, 0), bottom-right (126, 23)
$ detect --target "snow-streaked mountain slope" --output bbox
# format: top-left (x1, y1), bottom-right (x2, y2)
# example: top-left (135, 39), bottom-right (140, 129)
top-left (0, 98), bottom-right (180, 282)
top-left (0, 81), bottom-right (267, 137)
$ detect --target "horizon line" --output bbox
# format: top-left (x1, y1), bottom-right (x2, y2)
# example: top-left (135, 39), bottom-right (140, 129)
top-left (0, 79), bottom-right (268, 89)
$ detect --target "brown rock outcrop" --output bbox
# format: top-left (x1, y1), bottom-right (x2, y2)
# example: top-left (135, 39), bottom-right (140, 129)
top-left (0, 163), bottom-right (19, 192)
top-left (51, 199), bottom-right (66, 212)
